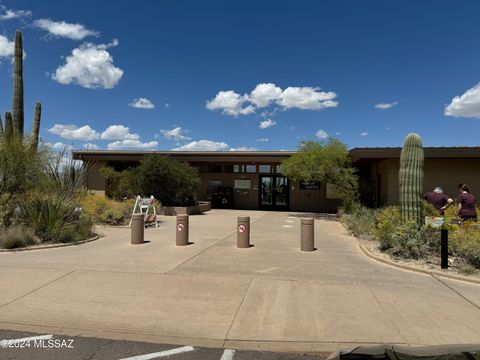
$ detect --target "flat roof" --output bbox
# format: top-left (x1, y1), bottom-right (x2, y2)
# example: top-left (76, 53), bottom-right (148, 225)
top-left (72, 147), bottom-right (480, 163)
top-left (350, 147), bottom-right (480, 162)
top-left (72, 150), bottom-right (297, 162)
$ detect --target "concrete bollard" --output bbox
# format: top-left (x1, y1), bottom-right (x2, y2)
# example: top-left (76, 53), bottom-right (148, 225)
top-left (131, 213), bottom-right (145, 245)
top-left (301, 218), bottom-right (315, 252)
top-left (237, 216), bottom-right (250, 248)
top-left (176, 214), bottom-right (189, 246)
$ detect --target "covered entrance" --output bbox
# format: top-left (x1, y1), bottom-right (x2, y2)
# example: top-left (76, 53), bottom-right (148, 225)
top-left (259, 175), bottom-right (289, 210)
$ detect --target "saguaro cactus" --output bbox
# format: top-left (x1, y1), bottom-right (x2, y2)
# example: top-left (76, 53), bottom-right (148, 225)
top-left (0, 114), bottom-right (4, 139)
top-left (399, 133), bottom-right (424, 225)
top-left (12, 30), bottom-right (24, 137)
top-left (4, 112), bottom-right (13, 140)
top-left (30, 102), bottom-right (41, 151)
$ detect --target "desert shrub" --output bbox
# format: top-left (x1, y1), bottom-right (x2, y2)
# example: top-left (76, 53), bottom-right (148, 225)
top-left (80, 195), bottom-right (133, 225)
top-left (342, 204), bottom-right (377, 239)
top-left (0, 225), bottom-right (36, 249)
top-left (450, 224), bottom-right (480, 269)
top-left (100, 167), bottom-right (139, 200)
top-left (375, 206), bottom-right (403, 250)
top-left (422, 200), bottom-right (439, 217)
top-left (41, 150), bottom-right (89, 200)
top-left (136, 154), bottom-right (200, 206)
top-left (19, 195), bottom-right (92, 243)
top-left (389, 221), bottom-right (427, 259)
top-left (0, 136), bottom-right (45, 226)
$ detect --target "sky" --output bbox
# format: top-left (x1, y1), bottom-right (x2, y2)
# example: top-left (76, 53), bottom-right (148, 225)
top-left (0, 0), bottom-right (480, 152)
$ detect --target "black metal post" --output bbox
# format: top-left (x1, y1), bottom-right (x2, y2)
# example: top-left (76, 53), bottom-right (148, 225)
top-left (441, 229), bottom-right (448, 269)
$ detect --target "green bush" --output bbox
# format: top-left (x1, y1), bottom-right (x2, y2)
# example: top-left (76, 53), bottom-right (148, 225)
top-left (79, 195), bottom-right (133, 225)
top-left (375, 206), bottom-right (404, 251)
top-left (19, 195), bottom-right (92, 243)
top-left (450, 224), bottom-right (480, 269)
top-left (136, 154), bottom-right (200, 206)
top-left (342, 204), bottom-right (377, 239)
top-left (100, 167), bottom-right (139, 200)
top-left (0, 225), bottom-right (36, 249)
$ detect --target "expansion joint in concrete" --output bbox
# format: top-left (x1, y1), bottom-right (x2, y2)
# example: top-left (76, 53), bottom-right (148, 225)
top-left (0, 269), bottom-right (77, 310)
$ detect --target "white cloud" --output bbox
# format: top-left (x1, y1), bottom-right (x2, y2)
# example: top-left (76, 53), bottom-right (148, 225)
top-left (0, 34), bottom-right (27, 59)
top-left (160, 127), bottom-right (191, 141)
top-left (34, 19), bottom-right (98, 40)
top-left (164, 103), bottom-right (170, 108)
top-left (259, 119), bottom-right (276, 129)
top-left (229, 147), bottom-right (258, 151)
top-left (206, 83), bottom-right (338, 116)
top-left (48, 124), bottom-right (99, 141)
top-left (0, 35), bottom-right (14, 58)
top-left (277, 87), bottom-right (338, 110)
top-left (52, 40), bottom-right (123, 89)
top-left (45, 142), bottom-right (71, 151)
top-left (0, 5), bottom-right (31, 20)
top-left (335, 132), bottom-right (341, 135)
top-left (206, 90), bottom-right (255, 116)
top-left (129, 98), bottom-right (155, 109)
top-left (83, 143), bottom-right (99, 150)
top-left (445, 83), bottom-right (480, 119)
top-left (256, 137), bottom-right (269, 142)
top-left (107, 139), bottom-right (158, 150)
top-left (360, 132), bottom-right (368, 136)
top-left (101, 125), bottom-right (139, 140)
top-left (173, 140), bottom-right (229, 151)
top-left (374, 101), bottom-right (398, 110)
top-left (249, 83), bottom-right (282, 107)
top-left (316, 129), bottom-right (328, 139)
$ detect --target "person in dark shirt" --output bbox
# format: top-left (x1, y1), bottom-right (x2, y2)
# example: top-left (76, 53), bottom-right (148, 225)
top-left (456, 184), bottom-right (477, 221)
top-left (424, 187), bottom-right (453, 215)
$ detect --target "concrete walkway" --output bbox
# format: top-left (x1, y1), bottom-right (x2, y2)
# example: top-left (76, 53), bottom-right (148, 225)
top-left (0, 210), bottom-right (479, 353)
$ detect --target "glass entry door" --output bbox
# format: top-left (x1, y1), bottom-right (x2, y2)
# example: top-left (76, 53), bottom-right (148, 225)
top-left (259, 176), bottom-right (289, 209)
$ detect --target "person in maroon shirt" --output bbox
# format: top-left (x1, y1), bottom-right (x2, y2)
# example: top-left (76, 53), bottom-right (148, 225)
top-left (456, 184), bottom-right (477, 221)
top-left (424, 187), bottom-right (453, 215)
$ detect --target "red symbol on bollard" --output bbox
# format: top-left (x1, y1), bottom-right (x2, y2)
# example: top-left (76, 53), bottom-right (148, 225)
top-left (177, 223), bottom-right (185, 231)
top-left (238, 224), bottom-right (247, 233)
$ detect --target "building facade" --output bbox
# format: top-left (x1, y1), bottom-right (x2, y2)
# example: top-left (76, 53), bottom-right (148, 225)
top-left (72, 151), bottom-right (341, 213)
top-left (351, 147), bottom-right (480, 206)
top-left (73, 147), bottom-right (480, 212)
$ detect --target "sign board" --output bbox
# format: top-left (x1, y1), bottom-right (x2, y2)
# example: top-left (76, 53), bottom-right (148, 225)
top-left (300, 180), bottom-right (320, 190)
top-left (177, 223), bottom-right (185, 232)
top-left (238, 224), bottom-right (247, 233)
top-left (425, 216), bottom-right (445, 228)
top-left (234, 179), bottom-right (251, 189)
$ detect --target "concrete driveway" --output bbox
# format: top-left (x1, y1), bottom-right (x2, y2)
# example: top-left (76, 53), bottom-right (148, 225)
top-left (0, 209), bottom-right (479, 353)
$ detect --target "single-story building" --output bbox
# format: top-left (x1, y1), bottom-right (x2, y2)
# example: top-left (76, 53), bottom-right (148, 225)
top-left (72, 147), bottom-right (480, 212)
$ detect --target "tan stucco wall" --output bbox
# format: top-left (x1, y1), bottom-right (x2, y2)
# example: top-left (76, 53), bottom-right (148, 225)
top-left (86, 161), bottom-right (107, 196)
top-left (377, 158), bottom-right (480, 205)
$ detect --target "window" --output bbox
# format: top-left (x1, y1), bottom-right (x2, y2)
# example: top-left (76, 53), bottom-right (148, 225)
top-left (275, 165), bottom-right (282, 174)
top-left (259, 165), bottom-right (271, 173)
top-left (208, 164), bottom-right (222, 173)
top-left (234, 165), bottom-right (243, 173)
top-left (245, 165), bottom-right (256, 173)
top-left (208, 180), bottom-right (222, 194)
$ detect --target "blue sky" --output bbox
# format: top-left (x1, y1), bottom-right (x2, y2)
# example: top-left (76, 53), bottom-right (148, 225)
top-left (0, 0), bottom-right (480, 151)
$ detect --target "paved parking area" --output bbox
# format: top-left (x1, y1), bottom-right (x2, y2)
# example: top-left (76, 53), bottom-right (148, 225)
top-left (0, 330), bottom-right (324, 360)
top-left (0, 209), bottom-right (479, 354)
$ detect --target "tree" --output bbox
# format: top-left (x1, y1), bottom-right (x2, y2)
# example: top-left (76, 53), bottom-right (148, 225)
top-left (136, 154), bottom-right (200, 206)
top-left (281, 139), bottom-right (358, 206)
